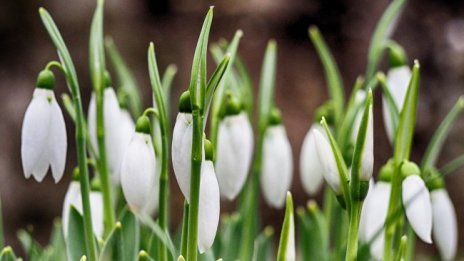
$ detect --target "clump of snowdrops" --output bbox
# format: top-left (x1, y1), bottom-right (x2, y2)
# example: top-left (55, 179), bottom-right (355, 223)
top-left (1, 0), bottom-right (462, 260)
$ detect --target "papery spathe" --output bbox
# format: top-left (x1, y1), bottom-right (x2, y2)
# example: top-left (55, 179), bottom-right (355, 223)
top-left (431, 189), bottom-right (457, 261)
top-left (21, 88), bottom-right (67, 183)
top-left (313, 128), bottom-right (341, 194)
top-left (260, 125), bottom-right (293, 209)
top-left (172, 112), bottom-right (194, 201)
top-left (198, 160), bottom-right (220, 253)
top-left (360, 105), bottom-right (374, 181)
top-left (120, 132), bottom-right (159, 214)
top-left (402, 175), bottom-right (432, 243)
top-left (215, 112), bottom-right (254, 200)
top-left (299, 124), bottom-right (325, 195)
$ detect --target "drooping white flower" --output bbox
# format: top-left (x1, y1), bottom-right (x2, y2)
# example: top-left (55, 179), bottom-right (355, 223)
top-left (88, 87), bottom-right (124, 179)
top-left (313, 128), bottom-right (341, 194)
top-left (431, 189), bottom-right (457, 261)
top-left (120, 127), bottom-right (159, 214)
top-left (299, 124), bottom-right (325, 195)
top-left (114, 109), bottom-right (135, 185)
top-left (21, 87), bottom-right (67, 183)
top-left (358, 178), bottom-right (374, 243)
top-left (62, 181), bottom-right (104, 239)
top-left (172, 112), bottom-right (194, 202)
top-left (215, 112), bottom-right (254, 200)
top-left (197, 160), bottom-right (220, 253)
top-left (359, 105), bottom-right (374, 181)
top-left (364, 181), bottom-right (391, 260)
top-left (382, 66), bottom-right (411, 143)
top-left (402, 175), bottom-right (432, 244)
top-left (260, 125), bottom-right (293, 209)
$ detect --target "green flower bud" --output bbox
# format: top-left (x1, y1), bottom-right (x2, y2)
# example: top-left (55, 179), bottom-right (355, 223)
top-left (424, 168), bottom-right (445, 191)
top-left (36, 69), bottom-right (55, 90)
top-left (359, 180), bottom-right (370, 200)
top-left (178, 91), bottom-right (192, 113)
top-left (204, 138), bottom-right (214, 161)
top-left (314, 102), bottom-right (335, 125)
top-left (90, 177), bottom-right (102, 192)
top-left (104, 70), bottom-right (112, 88)
top-left (379, 159), bottom-right (394, 182)
top-left (400, 160), bottom-right (420, 179)
top-left (388, 41), bottom-right (408, 68)
top-left (220, 94), bottom-right (242, 118)
top-left (72, 167), bottom-right (80, 181)
top-left (268, 107), bottom-right (282, 126)
top-left (135, 115), bottom-right (151, 134)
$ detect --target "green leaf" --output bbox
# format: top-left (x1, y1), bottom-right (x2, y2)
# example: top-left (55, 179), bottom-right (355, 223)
top-left (421, 96), bottom-right (464, 170)
top-left (0, 247), bottom-right (16, 261)
top-left (365, 0), bottom-right (407, 84)
top-left (17, 229), bottom-right (43, 260)
top-left (99, 222), bottom-right (124, 261)
top-left (393, 61), bottom-right (420, 162)
top-left (258, 40), bottom-right (277, 135)
top-left (61, 93), bottom-right (76, 123)
top-left (67, 206), bottom-right (87, 261)
top-left (235, 55), bottom-right (254, 116)
top-left (105, 37), bottom-right (143, 117)
top-left (137, 213), bottom-right (178, 260)
top-left (321, 117), bottom-right (350, 206)
top-left (440, 154), bottom-right (464, 177)
top-left (277, 193), bottom-right (295, 261)
top-left (251, 227), bottom-right (274, 261)
top-left (378, 72), bottom-right (400, 144)
top-left (138, 250), bottom-right (155, 261)
top-left (89, 0), bottom-right (106, 93)
top-left (161, 64), bottom-right (178, 115)
top-left (188, 7), bottom-right (213, 111)
top-left (217, 213), bottom-right (242, 261)
top-left (47, 219), bottom-right (67, 261)
top-left (205, 53), bottom-right (231, 123)
top-left (118, 208), bottom-right (140, 261)
top-left (297, 201), bottom-right (329, 261)
top-left (309, 26), bottom-right (345, 124)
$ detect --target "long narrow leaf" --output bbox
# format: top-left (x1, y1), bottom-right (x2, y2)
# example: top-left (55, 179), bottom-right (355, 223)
top-left (161, 64), bottom-right (178, 116)
top-left (205, 54), bottom-right (231, 125)
top-left (67, 206), bottom-right (87, 261)
top-left (378, 72), bottom-right (400, 144)
top-left (89, 0), bottom-right (106, 93)
top-left (252, 227), bottom-right (274, 261)
top-left (258, 40), bottom-right (277, 134)
top-left (137, 213), bottom-right (177, 260)
top-left (0, 247), bottom-right (16, 261)
top-left (119, 208), bottom-right (140, 261)
top-left (99, 222), bottom-right (125, 261)
top-left (421, 96), bottom-right (464, 169)
top-left (277, 193), bottom-right (295, 261)
top-left (309, 26), bottom-right (344, 124)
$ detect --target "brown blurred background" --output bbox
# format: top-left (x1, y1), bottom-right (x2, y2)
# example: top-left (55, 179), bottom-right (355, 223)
top-left (1, 0), bottom-right (464, 258)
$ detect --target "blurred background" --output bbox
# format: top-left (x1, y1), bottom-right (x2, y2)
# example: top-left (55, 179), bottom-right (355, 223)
top-left (1, 0), bottom-right (464, 258)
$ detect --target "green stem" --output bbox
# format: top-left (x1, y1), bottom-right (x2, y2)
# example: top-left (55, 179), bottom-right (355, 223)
top-left (95, 92), bottom-right (116, 236)
top-left (39, 8), bottom-right (98, 261)
top-left (186, 110), bottom-right (203, 261)
top-left (345, 200), bottom-right (362, 261)
top-left (383, 164), bottom-right (402, 261)
top-left (180, 202), bottom-right (189, 257)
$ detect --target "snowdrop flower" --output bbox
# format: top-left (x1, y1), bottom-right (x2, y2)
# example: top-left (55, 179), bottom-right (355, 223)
top-left (299, 124), bottom-right (325, 195)
top-left (21, 70), bottom-right (67, 183)
top-left (260, 113), bottom-right (293, 209)
top-left (313, 128), bottom-right (341, 194)
top-left (382, 65), bottom-right (411, 143)
top-left (431, 188), bottom-right (457, 260)
top-left (198, 143), bottom-right (220, 253)
top-left (215, 111), bottom-right (254, 200)
top-left (88, 87), bottom-right (124, 181)
top-left (401, 162), bottom-right (432, 244)
top-left (364, 181), bottom-right (391, 260)
top-left (120, 116), bottom-right (159, 214)
top-left (172, 112), bottom-right (193, 201)
top-left (62, 180), bottom-right (104, 239)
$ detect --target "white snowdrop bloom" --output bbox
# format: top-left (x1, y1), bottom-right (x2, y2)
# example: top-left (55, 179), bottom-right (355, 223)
top-left (197, 160), bottom-right (220, 253)
top-left (402, 175), bottom-right (432, 244)
top-left (172, 112), bottom-right (194, 202)
top-left (215, 112), bottom-right (254, 200)
top-left (120, 119), bottom-right (158, 214)
top-left (62, 181), bottom-right (104, 239)
top-left (382, 66), bottom-right (411, 143)
top-left (358, 178), bottom-right (374, 243)
top-left (21, 73), bottom-right (67, 183)
top-left (117, 109), bottom-right (135, 185)
top-left (88, 87), bottom-right (124, 178)
top-left (312, 128), bottom-right (341, 194)
top-left (260, 125), bottom-right (293, 209)
top-left (299, 124), bottom-right (325, 195)
top-left (364, 181), bottom-right (391, 261)
top-left (431, 189), bottom-right (457, 261)
top-left (359, 105), bottom-right (374, 181)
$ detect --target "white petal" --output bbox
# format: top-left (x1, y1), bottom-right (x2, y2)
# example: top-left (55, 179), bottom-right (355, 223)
top-left (312, 129), bottom-right (341, 194)
top-left (62, 181), bottom-right (81, 238)
top-left (260, 125), bottom-right (293, 209)
top-left (299, 124), bottom-right (325, 195)
top-left (358, 178), bottom-right (374, 243)
top-left (364, 181), bottom-right (391, 260)
top-left (350, 90), bottom-right (367, 143)
top-left (383, 66), bottom-right (411, 143)
top-left (360, 106), bottom-right (374, 181)
top-left (121, 133), bottom-right (157, 212)
top-left (21, 89), bottom-right (53, 180)
top-left (49, 96), bottom-right (67, 183)
top-left (87, 92), bottom-right (97, 156)
top-left (89, 191), bottom-right (104, 239)
top-left (198, 160), bottom-right (220, 253)
top-left (117, 109), bottom-right (135, 185)
top-left (215, 112), bottom-right (254, 200)
top-left (172, 113), bottom-right (193, 202)
top-left (431, 189), bottom-right (457, 261)
top-left (103, 88), bottom-right (124, 177)
top-left (402, 175), bottom-right (432, 243)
